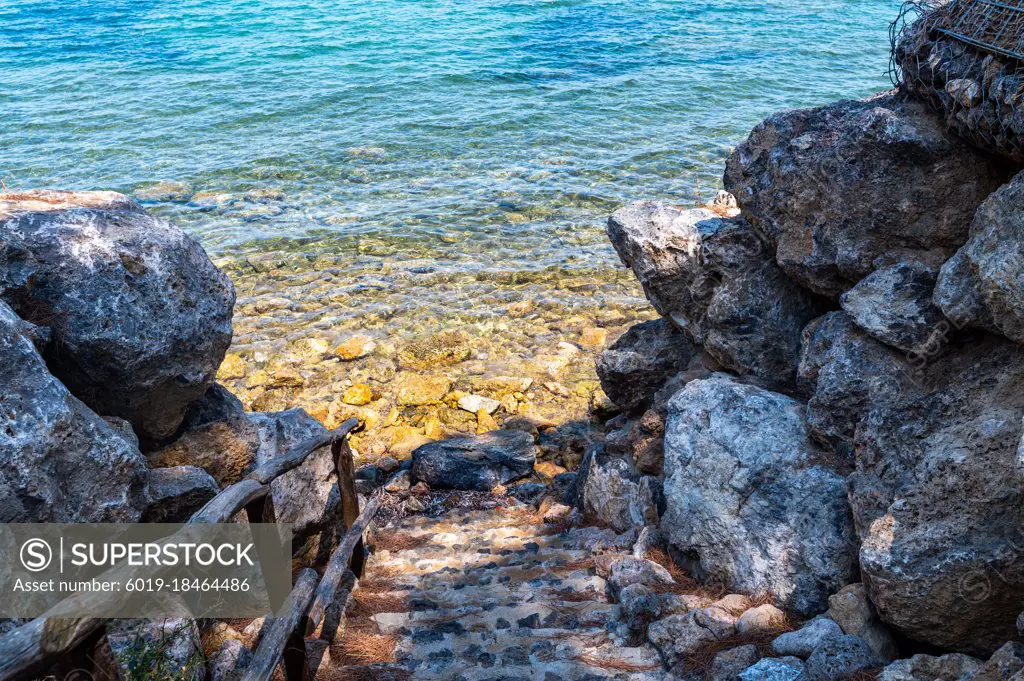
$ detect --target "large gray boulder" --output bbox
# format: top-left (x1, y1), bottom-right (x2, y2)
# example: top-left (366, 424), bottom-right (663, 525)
top-left (596, 317), bottom-right (697, 411)
top-left (411, 430), bottom-right (536, 491)
top-left (661, 374), bottom-right (857, 616)
top-left (935, 169), bottom-right (1024, 344)
top-left (849, 334), bottom-right (1024, 655)
top-left (607, 202), bottom-right (825, 392)
top-left (723, 92), bottom-right (1007, 298)
top-left (0, 300), bottom-right (148, 522)
top-left (0, 190), bottom-right (235, 440)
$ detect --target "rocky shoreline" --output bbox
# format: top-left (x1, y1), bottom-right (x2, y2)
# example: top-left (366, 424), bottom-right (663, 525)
top-left (3, 4), bottom-right (1024, 679)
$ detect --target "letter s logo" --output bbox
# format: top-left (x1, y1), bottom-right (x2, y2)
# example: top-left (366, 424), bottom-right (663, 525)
top-left (20, 538), bottom-right (52, 572)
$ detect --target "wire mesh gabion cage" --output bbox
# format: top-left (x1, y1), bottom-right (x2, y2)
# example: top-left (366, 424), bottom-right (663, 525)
top-left (891, 0), bottom-right (1024, 161)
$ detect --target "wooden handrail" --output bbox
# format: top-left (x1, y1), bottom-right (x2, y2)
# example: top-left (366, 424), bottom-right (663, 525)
top-left (306, 493), bottom-right (382, 636)
top-left (246, 419), bottom-right (360, 484)
top-left (0, 416), bottom-right (376, 681)
top-left (240, 568), bottom-right (320, 681)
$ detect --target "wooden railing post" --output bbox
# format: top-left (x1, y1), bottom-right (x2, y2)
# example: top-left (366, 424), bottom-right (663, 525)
top-left (331, 418), bottom-right (364, 577)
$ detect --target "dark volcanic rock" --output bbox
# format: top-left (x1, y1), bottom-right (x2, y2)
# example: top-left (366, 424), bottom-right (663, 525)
top-left (723, 91), bottom-right (1007, 298)
top-left (661, 374), bottom-right (857, 616)
top-left (412, 430), bottom-right (536, 491)
top-left (596, 318), bottom-right (697, 411)
top-left (840, 262), bottom-right (946, 355)
top-left (849, 335), bottom-right (1024, 655)
top-left (0, 300), bottom-right (148, 522)
top-left (607, 202), bottom-right (825, 392)
top-left (797, 311), bottom-right (922, 460)
top-left (935, 169), bottom-right (1024, 344)
top-left (142, 466), bottom-right (219, 523)
top-left (0, 190), bottom-right (235, 440)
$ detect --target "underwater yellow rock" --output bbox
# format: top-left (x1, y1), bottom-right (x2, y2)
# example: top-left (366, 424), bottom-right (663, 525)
top-left (342, 383), bottom-right (374, 405)
top-left (334, 334), bottom-right (377, 361)
top-left (217, 353), bottom-right (246, 380)
top-left (476, 408), bottom-right (498, 434)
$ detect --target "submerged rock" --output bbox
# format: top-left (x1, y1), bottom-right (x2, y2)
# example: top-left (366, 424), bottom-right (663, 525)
top-left (596, 317), bottom-right (698, 411)
top-left (607, 202), bottom-right (825, 392)
top-left (411, 430), bottom-right (536, 491)
top-left (935, 169), bottom-right (1024, 344)
top-left (723, 91), bottom-right (1006, 298)
top-left (0, 300), bottom-right (148, 522)
top-left (661, 374), bottom-right (857, 616)
top-left (0, 190), bottom-right (235, 440)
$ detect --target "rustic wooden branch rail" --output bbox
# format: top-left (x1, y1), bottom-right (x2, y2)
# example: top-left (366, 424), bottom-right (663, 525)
top-left (0, 416), bottom-right (380, 681)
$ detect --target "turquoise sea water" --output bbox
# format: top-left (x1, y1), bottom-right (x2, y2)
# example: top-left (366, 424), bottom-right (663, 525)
top-left (3, 0), bottom-right (898, 271)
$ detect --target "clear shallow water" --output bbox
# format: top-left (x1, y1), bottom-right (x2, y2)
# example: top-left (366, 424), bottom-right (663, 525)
top-left (3, 0), bottom-right (899, 269)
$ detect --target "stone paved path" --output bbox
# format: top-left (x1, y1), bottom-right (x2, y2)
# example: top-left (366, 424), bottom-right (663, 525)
top-left (329, 505), bottom-right (665, 680)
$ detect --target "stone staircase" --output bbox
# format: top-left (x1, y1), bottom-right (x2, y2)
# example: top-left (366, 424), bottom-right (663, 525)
top-left (326, 504), bottom-right (665, 680)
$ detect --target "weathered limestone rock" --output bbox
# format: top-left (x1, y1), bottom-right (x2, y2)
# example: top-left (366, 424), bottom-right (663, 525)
top-left (849, 335), bottom-right (1024, 655)
top-left (971, 642), bottom-right (1024, 681)
top-left (801, 634), bottom-right (879, 681)
top-left (828, 583), bottom-right (898, 662)
top-left (393, 372), bottom-right (453, 406)
top-left (708, 645), bottom-right (760, 681)
top-left (142, 466), bottom-right (219, 523)
top-left (596, 318), bottom-right (698, 411)
top-left (840, 262), bottom-right (946, 355)
top-left (606, 557), bottom-right (675, 601)
top-left (411, 430), bottom-right (536, 491)
top-left (735, 604), bottom-right (786, 635)
top-left (771, 616), bottom-right (843, 659)
top-left (935, 169), bottom-right (1024, 344)
top-left (662, 374), bottom-right (857, 615)
top-left (797, 311), bottom-right (921, 460)
top-left (739, 658), bottom-right (804, 681)
top-left (579, 449), bottom-right (659, 533)
top-left (605, 408), bottom-right (666, 475)
top-left (619, 583), bottom-right (663, 632)
top-left (878, 653), bottom-right (982, 681)
top-left (397, 329), bottom-right (471, 370)
top-left (607, 202), bottom-right (825, 391)
top-left (723, 92), bottom-right (1006, 298)
top-left (0, 300), bottom-right (148, 522)
top-left (648, 607), bottom-right (736, 668)
top-left (0, 190), bottom-right (235, 439)
top-left (207, 639), bottom-right (251, 681)
top-left (262, 411), bottom-right (336, 539)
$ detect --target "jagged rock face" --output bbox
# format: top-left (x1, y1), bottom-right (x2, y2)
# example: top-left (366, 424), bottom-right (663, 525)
top-left (839, 262), bottom-right (946, 356)
top-left (849, 335), bottom-right (1024, 655)
top-left (0, 190), bottom-right (235, 440)
top-left (411, 430), bottom-right (536, 491)
top-left (935, 169), bottom-right (1024, 344)
top-left (0, 300), bottom-right (148, 522)
top-left (723, 91), bottom-right (1007, 298)
top-left (661, 374), bottom-right (857, 616)
top-left (596, 318), bottom-right (698, 411)
top-left (797, 312), bottom-right (923, 460)
top-left (607, 202), bottom-right (825, 392)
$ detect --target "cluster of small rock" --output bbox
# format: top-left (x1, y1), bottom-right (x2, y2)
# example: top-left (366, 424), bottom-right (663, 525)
top-left (584, 48), bottom-right (1024, 679)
